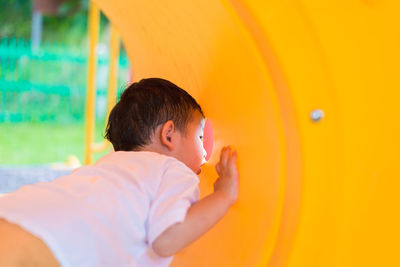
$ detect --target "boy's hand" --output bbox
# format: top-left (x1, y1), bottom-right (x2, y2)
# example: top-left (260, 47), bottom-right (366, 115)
top-left (214, 146), bottom-right (239, 205)
top-left (153, 146), bottom-right (239, 257)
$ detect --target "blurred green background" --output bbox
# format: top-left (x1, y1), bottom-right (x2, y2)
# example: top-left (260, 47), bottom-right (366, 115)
top-left (0, 0), bottom-right (130, 165)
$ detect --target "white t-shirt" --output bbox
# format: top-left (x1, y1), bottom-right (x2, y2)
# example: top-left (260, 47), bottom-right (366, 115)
top-left (0, 151), bottom-right (199, 267)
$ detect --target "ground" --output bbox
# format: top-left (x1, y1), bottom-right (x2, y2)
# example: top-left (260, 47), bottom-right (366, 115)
top-left (0, 122), bottom-right (109, 193)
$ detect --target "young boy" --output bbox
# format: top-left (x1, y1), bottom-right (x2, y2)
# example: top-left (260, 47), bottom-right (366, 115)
top-left (0, 78), bottom-right (239, 266)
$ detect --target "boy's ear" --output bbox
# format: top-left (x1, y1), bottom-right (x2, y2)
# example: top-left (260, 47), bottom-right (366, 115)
top-left (160, 120), bottom-right (175, 151)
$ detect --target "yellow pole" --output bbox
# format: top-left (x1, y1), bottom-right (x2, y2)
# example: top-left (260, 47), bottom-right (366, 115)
top-left (89, 25), bottom-right (120, 153)
top-left (84, 2), bottom-right (100, 165)
top-left (106, 25), bottom-right (120, 117)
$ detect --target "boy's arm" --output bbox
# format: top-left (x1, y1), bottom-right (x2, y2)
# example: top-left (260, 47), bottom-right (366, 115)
top-left (152, 146), bottom-right (238, 257)
top-left (152, 190), bottom-right (232, 257)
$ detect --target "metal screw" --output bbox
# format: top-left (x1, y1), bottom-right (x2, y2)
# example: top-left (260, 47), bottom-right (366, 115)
top-left (310, 109), bottom-right (324, 122)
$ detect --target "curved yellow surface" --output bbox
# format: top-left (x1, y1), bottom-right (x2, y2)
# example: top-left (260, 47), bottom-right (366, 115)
top-left (92, 0), bottom-right (400, 266)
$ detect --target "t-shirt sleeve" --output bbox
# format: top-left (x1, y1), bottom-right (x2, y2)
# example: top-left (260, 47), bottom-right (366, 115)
top-left (147, 160), bottom-right (199, 245)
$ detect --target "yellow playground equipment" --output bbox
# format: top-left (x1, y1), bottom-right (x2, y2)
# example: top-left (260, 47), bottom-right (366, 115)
top-left (85, 1), bottom-right (400, 266)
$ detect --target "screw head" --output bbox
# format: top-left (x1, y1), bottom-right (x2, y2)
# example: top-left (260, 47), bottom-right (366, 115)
top-left (310, 109), bottom-right (324, 122)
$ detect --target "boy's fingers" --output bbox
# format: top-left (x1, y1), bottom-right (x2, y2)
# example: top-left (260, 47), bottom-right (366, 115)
top-left (220, 146), bottom-right (229, 166)
top-left (219, 146), bottom-right (226, 162)
top-left (230, 150), bottom-right (237, 161)
top-left (228, 150), bottom-right (238, 171)
top-left (232, 151), bottom-right (238, 164)
top-left (215, 162), bottom-right (221, 174)
top-left (226, 148), bottom-right (235, 162)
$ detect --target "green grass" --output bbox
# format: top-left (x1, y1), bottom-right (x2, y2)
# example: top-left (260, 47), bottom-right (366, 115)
top-left (0, 122), bottom-right (111, 165)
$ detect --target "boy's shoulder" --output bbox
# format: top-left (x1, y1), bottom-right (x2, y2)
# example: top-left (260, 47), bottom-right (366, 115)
top-left (96, 150), bottom-right (194, 174)
top-left (90, 151), bottom-right (199, 190)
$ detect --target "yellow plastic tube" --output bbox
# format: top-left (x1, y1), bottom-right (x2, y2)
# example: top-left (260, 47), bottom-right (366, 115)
top-left (92, 0), bottom-right (400, 266)
top-left (85, 4), bottom-right (120, 163)
top-left (84, 2), bottom-right (99, 165)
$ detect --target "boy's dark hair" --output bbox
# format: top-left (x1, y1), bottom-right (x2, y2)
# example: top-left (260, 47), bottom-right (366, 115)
top-left (105, 78), bottom-right (204, 151)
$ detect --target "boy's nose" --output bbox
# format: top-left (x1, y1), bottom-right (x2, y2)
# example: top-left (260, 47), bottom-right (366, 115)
top-left (201, 147), bottom-right (207, 164)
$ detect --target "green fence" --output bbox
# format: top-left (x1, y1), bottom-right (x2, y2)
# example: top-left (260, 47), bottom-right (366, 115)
top-left (0, 37), bottom-right (130, 123)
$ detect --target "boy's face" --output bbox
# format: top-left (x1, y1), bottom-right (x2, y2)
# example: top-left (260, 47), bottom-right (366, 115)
top-left (174, 110), bottom-right (207, 174)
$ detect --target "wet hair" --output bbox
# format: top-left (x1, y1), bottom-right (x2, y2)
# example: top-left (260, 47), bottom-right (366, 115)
top-left (105, 78), bottom-right (204, 151)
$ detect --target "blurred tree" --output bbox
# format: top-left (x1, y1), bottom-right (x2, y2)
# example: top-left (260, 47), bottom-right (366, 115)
top-left (0, 0), bottom-right (108, 44)
top-left (0, 0), bottom-right (32, 38)
top-left (41, 0), bottom-right (91, 44)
